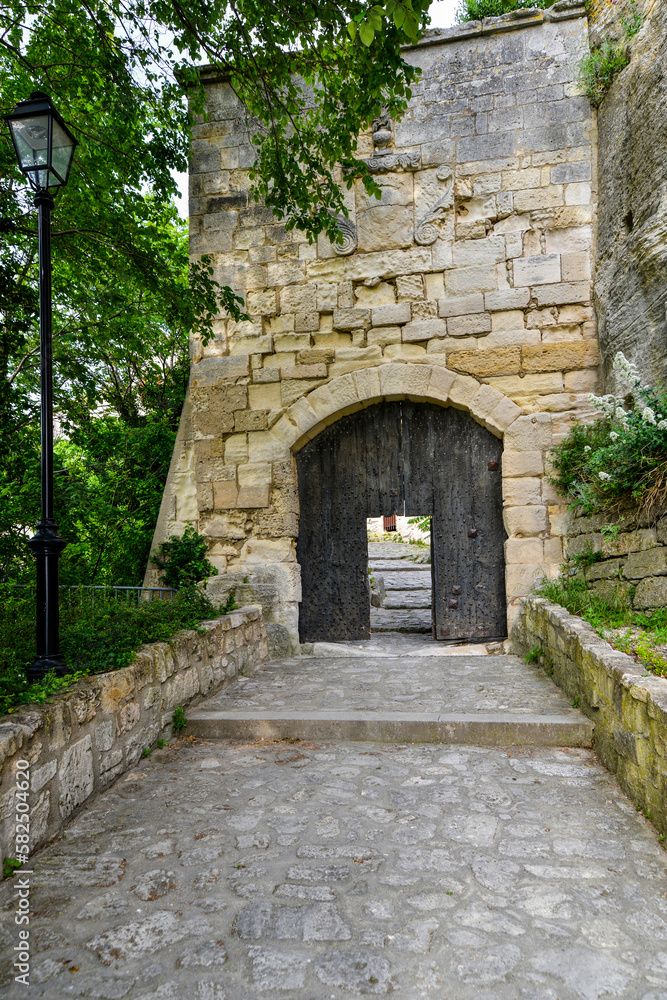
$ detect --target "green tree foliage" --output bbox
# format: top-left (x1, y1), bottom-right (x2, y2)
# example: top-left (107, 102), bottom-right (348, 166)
top-left (456, 0), bottom-right (556, 22)
top-left (1, 0), bottom-right (429, 587)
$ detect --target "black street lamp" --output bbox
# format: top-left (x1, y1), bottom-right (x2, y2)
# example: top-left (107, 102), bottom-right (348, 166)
top-left (4, 92), bottom-right (77, 681)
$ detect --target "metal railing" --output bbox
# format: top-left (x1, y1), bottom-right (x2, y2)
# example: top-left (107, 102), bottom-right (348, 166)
top-left (12, 585), bottom-right (177, 606)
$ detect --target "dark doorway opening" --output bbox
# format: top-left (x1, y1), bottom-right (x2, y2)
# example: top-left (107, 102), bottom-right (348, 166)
top-left (296, 400), bottom-right (506, 643)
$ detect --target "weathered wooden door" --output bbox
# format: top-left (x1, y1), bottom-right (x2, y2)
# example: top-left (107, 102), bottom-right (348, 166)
top-left (296, 401), bottom-right (506, 642)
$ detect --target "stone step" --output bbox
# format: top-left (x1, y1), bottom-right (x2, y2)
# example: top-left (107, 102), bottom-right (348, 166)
top-left (371, 607), bottom-right (432, 632)
top-left (367, 542), bottom-right (420, 559)
top-left (369, 558), bottom-right (430, 570)
top-left (383, 592), bottom-right (432, 609)
top-left (380, 571), bottom-right (432, 590)
top-left (185, 710), bottom-right (594, 747)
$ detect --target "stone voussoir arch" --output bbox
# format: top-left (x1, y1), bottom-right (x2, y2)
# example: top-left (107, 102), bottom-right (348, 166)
top-left (268, 362), bottom-right (523, 456)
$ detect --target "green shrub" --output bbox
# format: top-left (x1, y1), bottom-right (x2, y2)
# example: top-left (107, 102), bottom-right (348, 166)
top-left (455, 0), bottom-right (554, 22)
top-left (408, 515), bottom-right (431, 534)
top-left (0, 585), bottom-right (226, 717)
top-left (150, 525), bottom-right (218, 589)
top-left (579, 41), bottom-right (630, 107)
top-left (578, 0), bottom-right (642, 107)
top-left (548, 353), bottom-right (667, 517)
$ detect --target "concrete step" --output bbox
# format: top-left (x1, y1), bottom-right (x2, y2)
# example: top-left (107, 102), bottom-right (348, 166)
top-left (371, 607), bottom-right (432, 632)
top-left (185, 710), bottom-right (594, 747)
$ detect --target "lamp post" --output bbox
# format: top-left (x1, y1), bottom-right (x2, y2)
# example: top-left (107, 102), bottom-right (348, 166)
top-left (4, 92), bottom-right (77, 681)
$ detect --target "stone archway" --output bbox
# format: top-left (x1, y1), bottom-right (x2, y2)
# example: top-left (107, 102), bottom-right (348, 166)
top-left (147, 362), bottom-right (558, 647)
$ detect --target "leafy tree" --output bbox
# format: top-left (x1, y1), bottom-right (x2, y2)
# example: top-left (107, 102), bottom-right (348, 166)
top-left (0, 0), bottom-right (430, 586)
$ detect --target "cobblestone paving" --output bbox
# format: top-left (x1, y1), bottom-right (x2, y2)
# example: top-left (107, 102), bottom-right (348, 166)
top-left (2, 739), bottom-right (667, 999)
top-left (201, 654), bottom-right (580, 717)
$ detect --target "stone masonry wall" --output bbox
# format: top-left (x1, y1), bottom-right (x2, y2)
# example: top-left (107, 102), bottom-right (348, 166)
top-left (146, 4), bottom-right (600, 644)
top-left (565, 508), bottom-right (667, 609)
top-left (512, 596), bottom-right (667, 837)
top-left (593, 0), bottom-right (667, 393)
top-left (0, 607), bottom-right (268, 861)
top-left (587, 0), bottom-right (657, 45)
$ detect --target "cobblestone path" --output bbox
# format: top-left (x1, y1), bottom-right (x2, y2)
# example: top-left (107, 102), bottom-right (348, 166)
top-left (2, 642), bottom-right (667, 998)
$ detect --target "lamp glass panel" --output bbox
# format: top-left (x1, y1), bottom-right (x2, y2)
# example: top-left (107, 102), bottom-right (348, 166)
top-left (10, 115), bottom-right (50, 170)
top-left (50, 118), bottom-right (75, 184)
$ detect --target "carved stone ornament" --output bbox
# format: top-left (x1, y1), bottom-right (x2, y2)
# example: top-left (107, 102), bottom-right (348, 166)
top-left (331, 216), bottom-right (357, 256)
top-left (372, 113), bottom-right (393, 152)
top-left (365, 152), bottom-right (421, 174)
top-left (414, 165), bottom-right (454, 245)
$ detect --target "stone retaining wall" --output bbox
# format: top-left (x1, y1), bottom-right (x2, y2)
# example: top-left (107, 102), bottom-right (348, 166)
top-left (512, 595), bottom-right (667, 836)
top-left (565, 508), bottom-right (667, 609)
top-left (0, 607), bottom-right (268, 862)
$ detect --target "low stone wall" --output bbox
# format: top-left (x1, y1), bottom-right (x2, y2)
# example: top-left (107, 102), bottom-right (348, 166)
top-left (512, 596), bottom-right (667, 836)
top-left (0, 606), bottom-right (268, 861)
top-left (565, 509), bottom-right (667, 609)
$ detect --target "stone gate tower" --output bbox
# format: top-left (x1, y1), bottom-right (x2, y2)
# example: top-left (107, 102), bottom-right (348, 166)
top-left (146, 0), bottom-right (598, 650)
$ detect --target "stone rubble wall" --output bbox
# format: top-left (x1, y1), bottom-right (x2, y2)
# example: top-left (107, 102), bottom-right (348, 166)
top-left (565, 508), bottom-right (667, 609)
top-left (593, 0), bottom-right (667, 393)
top-left (0, 607), bottom-right (268, 862)
top-left (512, 595), bottom-right (667, 836)
top-left (146, 4), bottom-right (601, 643)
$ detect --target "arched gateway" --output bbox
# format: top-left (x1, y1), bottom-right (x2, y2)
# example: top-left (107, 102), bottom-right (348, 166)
top-left (297, 400), bottom-right (506, 643)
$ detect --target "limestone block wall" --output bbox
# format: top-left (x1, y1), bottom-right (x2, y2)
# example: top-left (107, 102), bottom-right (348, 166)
top-left (512, 596), bottom-right (667, 837)
top-left (565, 508), bottom-right (667, 609)
top-left (147, 4), bottom-right (600, 643)
top-left (0, 608), bottom-right (268, 861)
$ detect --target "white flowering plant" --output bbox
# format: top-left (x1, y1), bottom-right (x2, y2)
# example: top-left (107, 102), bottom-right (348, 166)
top-left (549, 353), bottom-right (667, 515)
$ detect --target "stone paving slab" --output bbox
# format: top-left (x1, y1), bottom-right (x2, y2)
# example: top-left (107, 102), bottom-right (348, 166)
top-left (186, 711), bottom-right (594, 746)
top-left (198, 653), bottom-right (583, 717)
top-left (3, 739), bottom-right (667, 999)
top-left (371, 608), bottom-right (432, 632)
